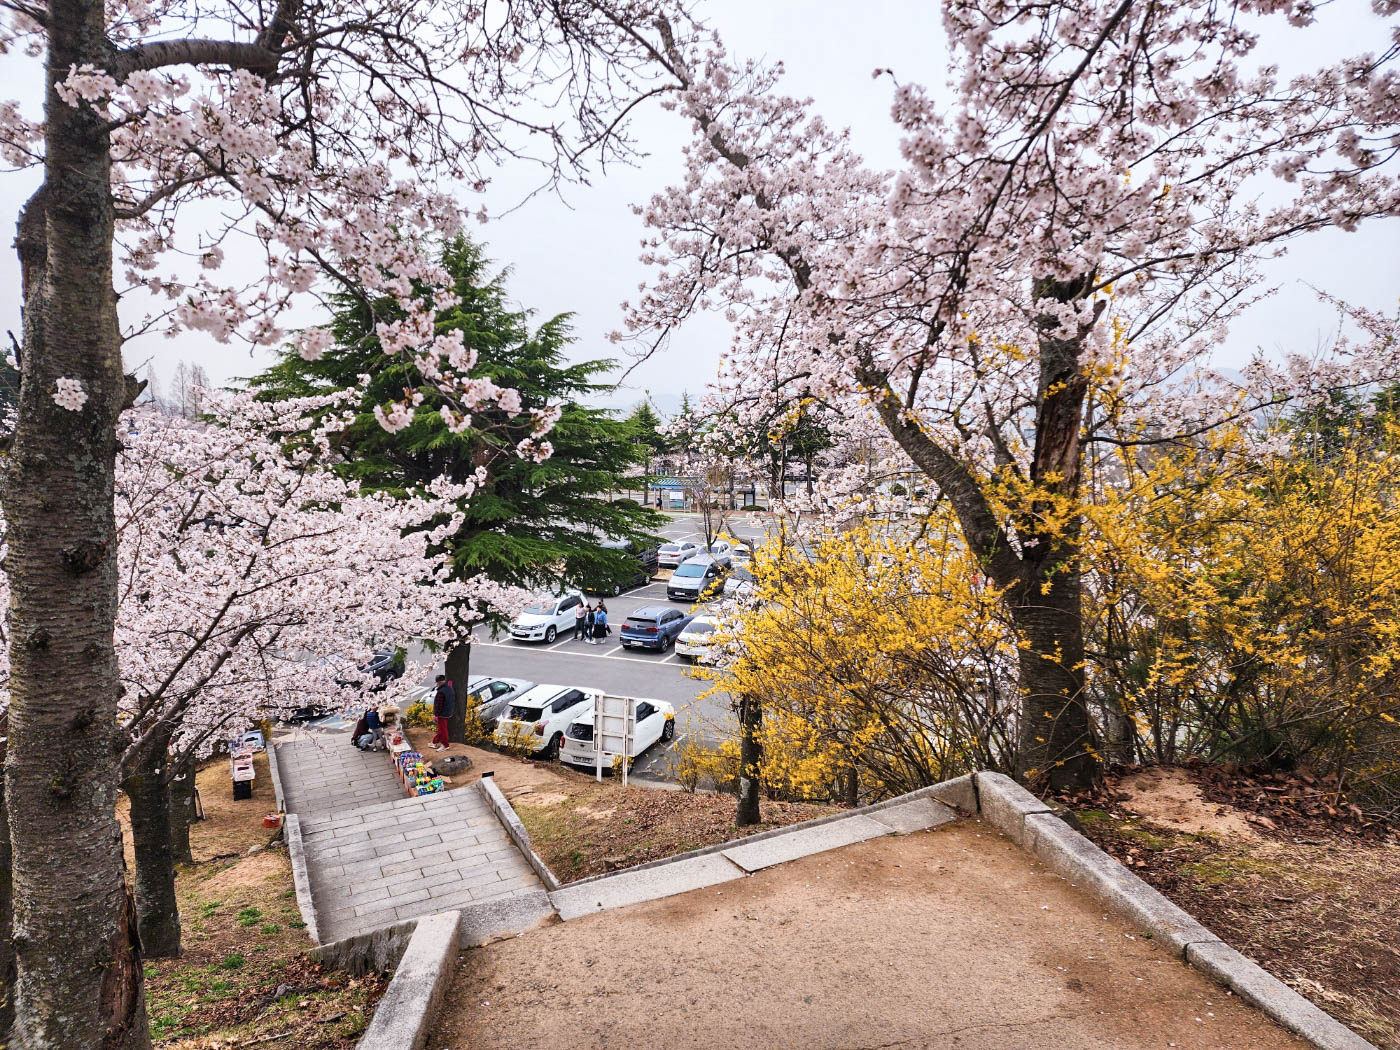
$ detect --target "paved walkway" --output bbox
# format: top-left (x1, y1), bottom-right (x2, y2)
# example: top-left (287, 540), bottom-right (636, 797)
top-left (275, 731), bottom-right (543, 943)
top-left (275, 734), bottom-right (406, 818)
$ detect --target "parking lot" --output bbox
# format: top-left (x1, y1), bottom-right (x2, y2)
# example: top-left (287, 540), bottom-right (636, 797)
top-left (466, 512), bottom-right (765, 781)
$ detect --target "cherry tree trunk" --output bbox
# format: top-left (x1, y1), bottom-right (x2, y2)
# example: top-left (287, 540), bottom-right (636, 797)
top-left (735, 694), bottom-right (762, 827)
top-left (2, 0), bottom-right (149, 1045)
top-left (1, 728), bottom-right (14, 1041)
top-left (1008, 276), bottom-right (1103, 794)
top-left (168, 756), bottom-right (196, 865)
top-left (1010, 550), bottom-right (1097, 793)
top-left (123, 729), bottom-right (182, 958)
top-left (446, 642), bottom-right (472, 743)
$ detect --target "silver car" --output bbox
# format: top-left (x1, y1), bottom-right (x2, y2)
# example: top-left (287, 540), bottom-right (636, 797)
top-left (658, 541), bottom-right (700, 569)
top-left (460, 675), bottom-right (534, 729)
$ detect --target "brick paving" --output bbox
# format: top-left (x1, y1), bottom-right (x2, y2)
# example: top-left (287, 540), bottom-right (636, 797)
top-left (274, 731), bottom-right (543, 943)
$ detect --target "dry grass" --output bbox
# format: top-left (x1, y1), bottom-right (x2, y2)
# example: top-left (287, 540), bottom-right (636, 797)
top-left (510, 771), bottom-right (832, 882)
top-left (139, 755), bottom-right (387, 1048)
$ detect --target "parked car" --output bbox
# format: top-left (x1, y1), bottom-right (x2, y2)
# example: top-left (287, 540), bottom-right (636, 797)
top-left (657, 541), bottom-right (700, 569)
top-left (510, 591), bottom-right (585, 643)
top-left (675, 614), bottom-right (720, 664)
top-left (723, 566), bottom-right (757, 599)
top-left (730, 545), bottom-right (753, 567)
top-left (329, 648), bottom-right (404, 692)
top-left (598, 537), bottom-right (660, 594)
top-left (619, 606), bottom-right (693, 651)
top-left (492, 684), bottom-right (598, 758)
top-left (700, 540), bottom-right (734, 567)
top-left (559, 698), bottom-right (676, 771)
top-left (459, 675), bottom-right (534, 730)
top-left (666, 555), bottom-right (727, 602)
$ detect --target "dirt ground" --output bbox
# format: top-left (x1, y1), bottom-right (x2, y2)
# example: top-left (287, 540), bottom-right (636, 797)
top-left (138, 755), bottom-right (386, 1048)
top-left (435, 821), bottom-right (1312, 1050)
top-left (1073, 767), bottom-right (1400, 1049)
top-left (398, 727), bottom-right (834, 881)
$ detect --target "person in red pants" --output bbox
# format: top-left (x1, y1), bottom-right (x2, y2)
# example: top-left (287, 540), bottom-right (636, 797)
top-left (430, 674), bottom-right (455, 750)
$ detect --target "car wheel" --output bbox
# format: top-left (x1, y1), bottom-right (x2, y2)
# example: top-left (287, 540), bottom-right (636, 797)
top-left (661, 720), bottom-right (675, 742)
top-left (546, 733), bottom-right (563, 760)
top-left (545, 625), bottom-right (557, 643)
top-left (612, 582), bottom-right (623, 596)
top-left (665, 633), bottom-right (675, 651)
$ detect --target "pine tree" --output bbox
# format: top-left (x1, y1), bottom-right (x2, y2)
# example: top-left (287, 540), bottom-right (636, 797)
top-left (253, 237), bottom-right (665, 738)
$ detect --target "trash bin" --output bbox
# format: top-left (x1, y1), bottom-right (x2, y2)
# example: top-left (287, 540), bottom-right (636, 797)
top-left (230, 748), bottom-right (255, 800)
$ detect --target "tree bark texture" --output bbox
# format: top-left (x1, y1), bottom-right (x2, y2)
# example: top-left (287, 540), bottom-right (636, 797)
top-left (122, 726), bottom-right (181, 959)
top-left (1011, 275), bottom-right (1101, 792)
top-left (735, 694), bottom-right (762, 827)
top-left (1, 716), bottom-right (15, 1042)
top-left (2, 1), bottom-right (150, 1045)
top-left (445, 642), bottom-right (472, 744)
top-left (168, 756), bottom-right (196, 865)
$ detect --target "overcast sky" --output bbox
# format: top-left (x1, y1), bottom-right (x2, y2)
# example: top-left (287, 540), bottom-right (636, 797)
top-left (1, 0), bottom-right (1394, 417)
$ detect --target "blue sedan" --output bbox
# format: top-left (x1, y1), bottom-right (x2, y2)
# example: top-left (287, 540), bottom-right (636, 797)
top-left (619, 606), bottom-right (694, 651)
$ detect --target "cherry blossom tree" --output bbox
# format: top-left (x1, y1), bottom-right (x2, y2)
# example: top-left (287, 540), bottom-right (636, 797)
top-left (108, 396), bottom-right (523, 958)
top-left (0, 2), bottom-right (694, 1044)
top-left (0, 395), bottom-right (522, 964)
top-left (625, 2), bottom-right (1400, 793)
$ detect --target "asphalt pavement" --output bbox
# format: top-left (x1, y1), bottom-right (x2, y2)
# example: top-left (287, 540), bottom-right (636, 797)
top-left (311, 514), bottom-right (765, 783)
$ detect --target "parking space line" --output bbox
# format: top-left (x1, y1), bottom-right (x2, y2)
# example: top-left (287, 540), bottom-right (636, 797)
top-left (484, 639), bottom-right (674, 666)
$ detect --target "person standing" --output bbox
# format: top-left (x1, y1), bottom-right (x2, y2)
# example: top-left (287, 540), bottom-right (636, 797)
top-left (430, 674), bottom-right (455, 750)
top-left (583, 603), bottom-right (596, 644)
top-left (574, 600), bottom-right (586, 639)
top-left (593, 603), bottom-right (609, 645)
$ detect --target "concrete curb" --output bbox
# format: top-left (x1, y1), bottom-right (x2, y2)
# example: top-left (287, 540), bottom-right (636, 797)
top-left (971, 771), bottom-right (1378, 1050)
top-left (456, 889), bottom-right (557, 947)
top-left (312, 917), bottom-right (418, 975)
top-left (564, 775), bottom-right (974, 890)
top-left (283, 812), bottom-right (320, 945)
top-left (266, 737), bottom-right (287, 813)
top-left (355, 910), bottom-right (460, 1050)
top-left (548, 779), bottom-right (965, 920)
top-left (475, 777), bottom-right (563, 892)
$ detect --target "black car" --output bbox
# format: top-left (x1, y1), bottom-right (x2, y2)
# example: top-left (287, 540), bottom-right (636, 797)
top-left (598, 537), bottom-right (660, 595)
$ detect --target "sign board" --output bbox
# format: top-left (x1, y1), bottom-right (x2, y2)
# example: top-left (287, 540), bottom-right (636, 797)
top-left (651, 476), bottom-right (700, 491)
top-left (592, 694), bottom-right (636, 785)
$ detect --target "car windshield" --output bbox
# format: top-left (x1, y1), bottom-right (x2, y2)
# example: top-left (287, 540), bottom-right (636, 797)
top-left (506, 705), bottom-right (542, 722)
top-left (521, 603), bottom-right (555, 616)
top-left (660, 543), bottom-right (680, 552)
top-left (674, 563), bottom-right (705, 578)
top-left (685, 620), bottom-right (716, 635)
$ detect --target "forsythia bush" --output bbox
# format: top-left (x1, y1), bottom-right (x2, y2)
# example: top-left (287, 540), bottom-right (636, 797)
top-left (1084, 418), bottom-right (1400, 808)
top-left (703, 521), bottom-right (1021, 804)
top-left (709, 407), bottom-right (1400, 816)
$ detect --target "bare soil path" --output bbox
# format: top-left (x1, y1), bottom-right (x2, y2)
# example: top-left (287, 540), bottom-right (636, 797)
top-left (436, 820), bottom-right (1313, 1050)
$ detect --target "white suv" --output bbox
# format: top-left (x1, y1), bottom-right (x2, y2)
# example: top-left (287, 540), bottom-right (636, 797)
top-left (510, 591), bottom-right (585, 643)
top-left (559, 699), bottom-right (676, 771)
top-left (493, 684), bottom-right (598, 758)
